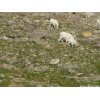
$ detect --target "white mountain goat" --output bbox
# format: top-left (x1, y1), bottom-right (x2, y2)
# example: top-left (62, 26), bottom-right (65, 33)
top-left (58, 31), bottom-right (79, 47)
top-left (84, 12), bottom-right (95, 18)
top-left (96, 18), bottom-right (100, 26)
top-left (49, 19), bottom-right (59, 29)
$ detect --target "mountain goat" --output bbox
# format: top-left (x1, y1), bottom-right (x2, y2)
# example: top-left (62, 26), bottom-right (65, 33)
top-left (97, 18), bottom-right (100, 26)
top-left (49, 19), bottom-right (59, 29)
top-left (84, 12), bottom-right (95, 18)
top-left (58, 31), bottom-right (79, 47)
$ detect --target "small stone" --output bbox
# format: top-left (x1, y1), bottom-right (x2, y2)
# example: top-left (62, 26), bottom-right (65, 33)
top-left (76, 73), bottom-right (84, 76)
top-left (79, 45), bottom-right (84, 50)
top-left (21, 38), bottom-right (28, 41)
top-left (81, 31), bottom-right (92, 37)
top-left (50, 58), bottom-right (59, 64)
top-left (8, 20), bottom-right (14, 24)
top-left (44, 45), bottom-right (53, 50)
top-left (23, 17), bottom-right (32, 24)
top-left (2, 36), bottom-right (9, 40)
top-left (33, 54), bottom-right (37, 57)
top-left (90, 74), bottom-right (95, 77)
top-left (68, 69), bottom-right (76, 73)
top-left (34, 20), bottom-right (40, 23)
top-left (64, 54), bottom-right (68, 57)
top-left (32, 65), bottom-right (49, 72)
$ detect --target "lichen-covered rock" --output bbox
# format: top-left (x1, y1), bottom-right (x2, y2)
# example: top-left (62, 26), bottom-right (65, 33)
top-left (81, 31), bottom-right (92, 37)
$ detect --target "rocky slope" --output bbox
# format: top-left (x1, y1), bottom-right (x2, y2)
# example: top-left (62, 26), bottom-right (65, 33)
top-left (0, 12), bottom-right (99, 86)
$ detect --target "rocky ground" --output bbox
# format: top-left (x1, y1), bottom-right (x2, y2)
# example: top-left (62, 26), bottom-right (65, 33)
top-left (0, 12), bottom-right (99, 87)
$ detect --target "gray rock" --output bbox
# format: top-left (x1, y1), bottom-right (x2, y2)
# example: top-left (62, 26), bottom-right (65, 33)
top-left (64, 64), bottom-right (79, 70)
top-left (23, 17), bottom-right (33, 24)
top-left (12, 78), bottom-right (25, 82)
top-left (76, 73), bottom-right (84, 76)
top-left (58, 64), bottom-right (63, 68)
top-left (60, 64), bottom-right (79, 73)
top-left (68, 69), bottom-right (76, 73)
top-left (92, 75), bottom-right (100, 81)
top-left (1, 64), bottom-right (15, 70)
top-left (50, 58), bottom-right (60, 64)
top-left (8, 20), bottom-right (15, 25)
top-left (25, 62), bottom-right (49, 72)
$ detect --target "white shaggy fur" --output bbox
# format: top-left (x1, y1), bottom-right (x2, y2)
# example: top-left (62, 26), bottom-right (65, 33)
top-left (49, 19), bottom-right (59, 29)
top-left (58, 32), bottom-right (79, 47)
top-left (67, 38), bottom-right (78, 47)
top-left (96, 18), bottom-right (100, 26)
top-left (84, 12), bottom-right (95, 18)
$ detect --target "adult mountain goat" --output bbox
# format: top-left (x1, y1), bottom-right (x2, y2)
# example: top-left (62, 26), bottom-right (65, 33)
top-left (49, 19), bottom-right (59, 29)
top-left (58, 31), bottom-right (79, 47)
